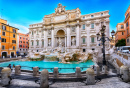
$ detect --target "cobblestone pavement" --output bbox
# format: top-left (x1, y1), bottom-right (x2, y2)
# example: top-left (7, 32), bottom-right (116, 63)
top-left (0, 77), bottom-right (129, 88)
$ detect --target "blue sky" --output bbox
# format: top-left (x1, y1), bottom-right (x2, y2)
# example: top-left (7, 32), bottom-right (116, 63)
top-left (0, 0), bottom-right (130, 34)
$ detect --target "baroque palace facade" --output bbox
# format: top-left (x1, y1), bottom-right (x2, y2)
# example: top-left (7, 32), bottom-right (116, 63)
top-left (29, 3), bottom-right (110, 53)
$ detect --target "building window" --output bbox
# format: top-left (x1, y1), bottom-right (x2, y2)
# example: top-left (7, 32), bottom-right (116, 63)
top-left (20, 49), bottom-right (21, 51)
top-left (82, 24), bottom-right (85, 30)
top-left (23, 45), bottom-right (25, 47)
top-left (23, 41), bottom-right (25, 43)
top-left (32, 41), bottom-right (33, 46)
top-left (37, 30), bottom-right (38, 34)
top-left (42, 41), bottom-right (44, 46)
top-left (20, 41), bottom-right (22, 43)
top-left (2, 32), bottom-right (5, 36)
top-left (91, 15), bottom-right (94, 18)
top-left (121, 25), bottom-right (124, 29)
top-left (83, 16), bottom-right (85, 19)
top-left (101, 13), bottom-right (103, 16)
top-left (91, 23), bottom-right (94, 29)
top-left (127, 29), bottom-right (128, 35)
top-left (12, 40), bottom-right (16, 44)
top-left (91, 37), bottom-right (95, 43)
top-left (19, 45), bottom-right (22, 47)
top-left (26, 45), bottom-right (28, 48)
top-left (127, 38), bottom-right (129, 43)
top-left (23, 49), bottom-right (24, 51)
top-left (2, 25), bottom-right (6, 30)
top-left (23, 38), bottom-right (25, 40)
top-left (26, 49), bottom-right (27, 51)
top-left (82, 38), bottom-right (85, 44)
top-left (37, 41), bottom-right (39, 46)
top-left (13, 29), bottom-right (16, 33)
top-left (126, 22), bottom-right (128, 27)
top-left (83, 49), bottom-right (86, 52)
top-left (20, 37), bottom-right (21, 39)
top-left (26, 38), bottom-right (28, 40)
top-left (13, 34), bottom-right (15, 38)
top-left (42, 30), bottom-right (44, 35)
top-left (122, 32), bottom-right (124, 35)
top-left (2, 46), bottom-right (5, 50)
top-left (32, 31), bottom-right (33, 35)
top-left (26, 42), bottom-right (28, 44)
top-left (13, 46), bottom-right (15, 50)
top-left (37, 50), bottom-right (38, 52)
top-left (1, 38), bottom-right (6, 42)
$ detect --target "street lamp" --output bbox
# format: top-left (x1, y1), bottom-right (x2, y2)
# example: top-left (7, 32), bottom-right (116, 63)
top-left (96, 25), bottom-right (115, 66)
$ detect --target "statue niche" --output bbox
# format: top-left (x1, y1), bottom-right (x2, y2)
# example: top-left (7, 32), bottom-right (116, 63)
top-left (71, 36), bottom-right (76, 46)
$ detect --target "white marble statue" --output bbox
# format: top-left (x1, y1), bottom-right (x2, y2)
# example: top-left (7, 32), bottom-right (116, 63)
top-left (58, 38), bottom-right (62, 47)
top-left (92, 50), bottom-right (99, 63)
top-left (72, 37), bottom-right (76, 46)
top-left (48, 39), bottom-right (51, 46)
top-left (55, 3), bottom-right (66, 14)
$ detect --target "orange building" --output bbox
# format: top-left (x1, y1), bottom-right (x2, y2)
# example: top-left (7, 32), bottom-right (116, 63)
top-left (18, 33), bottom-right (29, 55)
top-left (115, 5), bottom-right (130, 46)
top-left (0, 18), bottom-right (19, 58)
top-left (115, 23), bottom-right (126, 44)
top-left (124, 5), bottom-right (130, 46)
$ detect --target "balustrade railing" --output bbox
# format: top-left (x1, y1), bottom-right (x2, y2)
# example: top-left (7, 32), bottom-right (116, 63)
top-left (112, 52), bottom-right (130, 67)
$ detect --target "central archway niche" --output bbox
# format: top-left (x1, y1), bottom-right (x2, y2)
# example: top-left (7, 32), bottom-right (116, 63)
top-left (56, 30), bottom-right (65, 47)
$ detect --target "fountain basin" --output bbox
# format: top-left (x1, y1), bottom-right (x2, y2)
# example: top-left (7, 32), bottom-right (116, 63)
top-left (0, 60), bottom-right (94, 73)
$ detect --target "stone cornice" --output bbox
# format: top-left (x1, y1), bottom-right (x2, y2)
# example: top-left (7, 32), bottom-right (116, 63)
top-left (81, 15), bottom-right (110, 22)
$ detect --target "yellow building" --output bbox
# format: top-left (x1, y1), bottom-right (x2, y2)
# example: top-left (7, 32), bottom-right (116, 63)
top-left (0, 18), bottom-right (19, 58)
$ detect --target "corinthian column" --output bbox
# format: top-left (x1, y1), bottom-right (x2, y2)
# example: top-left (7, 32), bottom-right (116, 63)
top-left (44, 28), bottom-right (47, 48)
top-left (76, 23), bottom-right (80, 47)
top-left (66, 25), bottom-right (70, 47)
top-left (51, 27), bottom-right (54, 48)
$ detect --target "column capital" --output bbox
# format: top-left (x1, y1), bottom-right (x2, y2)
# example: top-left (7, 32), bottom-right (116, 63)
top-left (75, 23), bottom-right (81, 27)
top-left (66, 24), bottom-right (70, 27)
top-left (51, 27), bottom-right (54, 30)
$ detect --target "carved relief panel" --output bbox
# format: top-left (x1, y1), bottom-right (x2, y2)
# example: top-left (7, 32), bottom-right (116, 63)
top-left (48, 30), bottom-right (51, 35)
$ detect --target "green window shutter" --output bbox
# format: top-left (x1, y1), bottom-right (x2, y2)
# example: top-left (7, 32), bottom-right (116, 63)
top-left (91, 37), bottom-right (94, 43)
top-left (32, 41), bottom-right (33, 46)
top-left (83, 24), bottom-right (85, 30)
top-left (91, 23), bottom-right (94, 29)
top-left (37, 41), bottom-right (39, 45)
top-left (42, 41), bottom-right (44, 46)
top-left (83, 38), bottom-right (85, 44)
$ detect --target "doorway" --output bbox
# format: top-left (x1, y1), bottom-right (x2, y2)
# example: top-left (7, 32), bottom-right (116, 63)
top-left (11, 52), bottom-right (14, 57)
top-left (2, 52), bottom-right (7, 58)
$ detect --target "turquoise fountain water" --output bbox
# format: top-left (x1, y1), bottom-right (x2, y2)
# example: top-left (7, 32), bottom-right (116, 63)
top-left (0, 60), bottom-right (94, 73)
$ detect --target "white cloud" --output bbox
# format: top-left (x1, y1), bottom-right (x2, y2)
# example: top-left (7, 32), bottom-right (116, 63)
top-left (11, 23), bottom-right (29, 34)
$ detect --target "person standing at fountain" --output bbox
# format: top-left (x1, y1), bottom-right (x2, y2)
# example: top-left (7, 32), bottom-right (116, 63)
top-left (7, 64), bottom-right (11, 69)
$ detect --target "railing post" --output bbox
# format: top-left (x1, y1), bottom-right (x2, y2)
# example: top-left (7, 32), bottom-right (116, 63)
top-left (53, 67), bottom-right (59, 78)
top-left (1, 67), bottom-right (11, 86)
top-left (86, 68), bottom-right (95, 85)
top-left (75, 67), bottom-right (81, 78)
top-left (15, 65), bottom-right (21, 75)
top-left (94, 65), bottom-right (100, 76)
top-left (102, 65), bottom-right (107, 74)
top-left (119, 65), bottom-right (129, 82)
top-left (33, 67), bottom-right (39, 76)
top-left (40, 69), bottom-right (49, 88)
